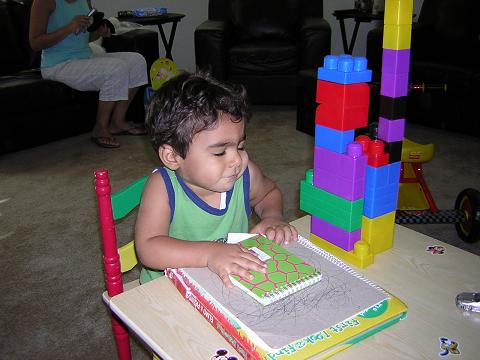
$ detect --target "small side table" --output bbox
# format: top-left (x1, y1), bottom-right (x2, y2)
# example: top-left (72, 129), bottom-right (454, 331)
top-left (118, 13), bottom-right (185, 60)
top-left (332, 9), bottom-right (383, 54)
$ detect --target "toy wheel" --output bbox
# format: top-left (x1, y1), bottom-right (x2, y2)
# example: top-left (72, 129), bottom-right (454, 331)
top-left (454, 188), bottom-right (480, 243)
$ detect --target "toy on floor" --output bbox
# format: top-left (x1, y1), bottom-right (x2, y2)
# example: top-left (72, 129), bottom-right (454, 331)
top-left (395, 138), bottom-right (480, 243)
top-left (144, 57), bottom-right (179, 108)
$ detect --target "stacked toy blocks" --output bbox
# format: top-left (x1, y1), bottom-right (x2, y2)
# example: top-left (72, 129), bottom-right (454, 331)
top-left (366, 0), bottom-right (413, 254)
top-left (300, 1), bottom-right (413, 268)
top-left (300, 54), bottom-right (374, 268)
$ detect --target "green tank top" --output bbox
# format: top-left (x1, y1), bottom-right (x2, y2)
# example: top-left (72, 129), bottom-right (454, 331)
top-left (139, 167), bottom-right (251, 283)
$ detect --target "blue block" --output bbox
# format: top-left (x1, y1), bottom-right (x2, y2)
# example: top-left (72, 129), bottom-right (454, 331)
top-left (363, 200), bottom-right (398, 218)
top-left (318, 55), bottom-right (372, 84)
top-left (365, 162), bottom-right (401, 188)
top-left (314, 125), bottom-right (354, 154)
top-left (363, 182), bottom-right (399, 218)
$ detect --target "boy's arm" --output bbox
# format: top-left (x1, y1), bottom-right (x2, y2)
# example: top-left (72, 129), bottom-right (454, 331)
top-left (248, 161), bottom-right (298, 244)
top-left (134, 172), bottom-right (266, 287)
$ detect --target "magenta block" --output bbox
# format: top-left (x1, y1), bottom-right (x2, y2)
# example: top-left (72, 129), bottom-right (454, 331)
top-left (380, 73), bottom-right (409, 98)
top-left (378, 117), bottom-right (405, 142)
top-left (314, 168), bottom-right (366, 201)
top-left (381, 49), bottom-right (410, 75)
top-left (311, 216), bottom-right (361, 251)
top-left (313, 142), bottom-right (367, 180)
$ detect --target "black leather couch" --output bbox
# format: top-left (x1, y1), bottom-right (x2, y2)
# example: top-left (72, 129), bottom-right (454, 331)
top-left (195, 0), bottom-right (331, 105)
top-left (0, 0), bottom-right (159, 154)
top-left (366, 0), bottom-right (480, 137)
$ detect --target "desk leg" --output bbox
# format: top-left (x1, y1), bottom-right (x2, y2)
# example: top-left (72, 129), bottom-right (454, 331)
top-left (339, 19), bottom-right (349, 55)
top-left (157, 21), bottom-right (179, 60)
top-left (348, 21), bottom-right (361, 55)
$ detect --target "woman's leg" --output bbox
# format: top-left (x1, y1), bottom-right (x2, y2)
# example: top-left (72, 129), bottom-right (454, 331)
top-left (109, 87), bottom-right (143, 134)
top-left (96, 52), bottom-right (148, 133)
top-left (41, 52), bottom-right (147, 145)
top-left (93, 100), bottom-right (119, 147)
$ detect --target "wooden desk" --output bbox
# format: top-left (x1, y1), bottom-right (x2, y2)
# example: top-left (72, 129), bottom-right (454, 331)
top-left (118, 13), bottom-right (185, 60)
top-left (109, 216), bottom-right (480, 359)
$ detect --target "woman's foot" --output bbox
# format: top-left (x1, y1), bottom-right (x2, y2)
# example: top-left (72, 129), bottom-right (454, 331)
top-left (91, 136), bottom-right (120, 148)
top-left (91, 127), bottom-right (120, 148)
top-left (110, 121), bottom-right (147, 136)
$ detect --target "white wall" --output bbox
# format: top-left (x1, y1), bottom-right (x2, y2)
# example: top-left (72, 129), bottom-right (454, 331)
top-left (94, 0), bottom-right (423, 71)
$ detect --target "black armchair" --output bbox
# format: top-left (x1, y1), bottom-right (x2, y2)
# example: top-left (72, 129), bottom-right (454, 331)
top-left (366, 0), bottom-right (480, 136)
top-left (195, 0), bottom-right (331, 105)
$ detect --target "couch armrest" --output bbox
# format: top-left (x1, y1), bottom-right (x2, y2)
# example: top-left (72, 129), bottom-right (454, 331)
top-left (297, 17), bottom-right (331, 70)
top-left (194, 20), bottom-right (230, 80)
top-left (103, 29), bottom-right (159, 71)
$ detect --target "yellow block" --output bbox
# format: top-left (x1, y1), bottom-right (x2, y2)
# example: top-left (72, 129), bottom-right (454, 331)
top-left (361, 212), bottom-right (396, 255)
top-left (311, 234), bottom-right (374, 269)
top-left (384, 0), bottom-right (413, 25)
top-left (383, 24), bottom-right (412, 50)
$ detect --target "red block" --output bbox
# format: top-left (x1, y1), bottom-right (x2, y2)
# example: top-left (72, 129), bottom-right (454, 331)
top-left (315, 80), bottom-right (370, 131)
top-left (355, 135), bottom-right (390, 167)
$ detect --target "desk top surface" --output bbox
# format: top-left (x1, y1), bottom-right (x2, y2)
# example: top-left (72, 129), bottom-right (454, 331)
top-left (117, 13), bottom-right (185, 25)
top-left (110, 216), bottom-right (480, 360)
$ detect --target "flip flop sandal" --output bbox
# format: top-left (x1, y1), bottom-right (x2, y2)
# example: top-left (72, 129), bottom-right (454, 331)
top-left (91, 136), bottom-right (120, 148)
top-left (110, 127), bottom-right (147, 136)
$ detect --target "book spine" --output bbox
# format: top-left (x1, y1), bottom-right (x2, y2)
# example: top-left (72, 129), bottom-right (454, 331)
top-left (165, 269), bottom-right (263, 360)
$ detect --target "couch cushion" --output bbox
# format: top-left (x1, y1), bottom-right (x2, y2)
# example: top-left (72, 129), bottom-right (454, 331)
top-left (0, 72), bottom-right (96, 111)
top-left (230, 0), bottom-right (298, 41)
top-left (228, 40), bottom-right (297, 75)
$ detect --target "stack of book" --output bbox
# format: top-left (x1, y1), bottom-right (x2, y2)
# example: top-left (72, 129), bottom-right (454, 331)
top-left (166, 235), bottom-right (407, 359)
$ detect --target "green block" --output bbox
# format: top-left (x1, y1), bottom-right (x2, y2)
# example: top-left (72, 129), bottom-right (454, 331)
top-left (300, 178), bottom-right (363, 231)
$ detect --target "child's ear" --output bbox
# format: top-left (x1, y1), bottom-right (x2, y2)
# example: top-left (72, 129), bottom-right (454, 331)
top-left (158, 145), bottom-right (181, 170)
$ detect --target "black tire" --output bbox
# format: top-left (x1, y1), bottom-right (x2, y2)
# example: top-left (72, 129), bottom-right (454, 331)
top-left (454, 188), bottom-right (480, 243)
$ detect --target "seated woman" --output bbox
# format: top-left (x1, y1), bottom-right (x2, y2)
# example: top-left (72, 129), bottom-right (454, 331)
top-left (29, 0), bottom-right (148, 148)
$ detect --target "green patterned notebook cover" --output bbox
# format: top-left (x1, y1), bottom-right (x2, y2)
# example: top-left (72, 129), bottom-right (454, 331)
top-left (231, 235), bottom-right (322, 305)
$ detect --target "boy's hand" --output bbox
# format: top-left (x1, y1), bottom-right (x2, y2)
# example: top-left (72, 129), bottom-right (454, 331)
top-left (251, 218), bottom-right (298, 245)
top-left (206, 243), bottom-right (267, 288)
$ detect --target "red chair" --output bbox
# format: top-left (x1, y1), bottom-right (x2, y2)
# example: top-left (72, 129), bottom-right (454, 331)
top-left (94, 169), bottom-right (149, 359)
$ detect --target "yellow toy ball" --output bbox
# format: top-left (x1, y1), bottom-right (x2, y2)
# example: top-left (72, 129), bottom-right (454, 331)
top-left (149, 57), bottom-right (178, 90)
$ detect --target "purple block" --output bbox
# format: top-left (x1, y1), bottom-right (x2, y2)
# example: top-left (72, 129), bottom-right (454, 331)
top-left (313, 142), bottom-right (368, 181)
top-left (380, 73), bottom-right (409, 97)
top-left (378, 117), bottom-right (405, 142)
top-left (381, 49), bottom-right (410, 75)
top-left (314, 168), bottom-right (366, 201)
top-left (311, 216), bottom-right (361, 251)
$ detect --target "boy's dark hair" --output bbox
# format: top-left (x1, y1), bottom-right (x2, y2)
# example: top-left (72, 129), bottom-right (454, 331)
top-left (145, 71), bottom-right (251, 158)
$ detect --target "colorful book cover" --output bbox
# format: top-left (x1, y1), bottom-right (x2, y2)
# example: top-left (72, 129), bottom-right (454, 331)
top-left (165, 235), bottom-right (408, 359)
top-left (230, 235), bottom-right (322, 305)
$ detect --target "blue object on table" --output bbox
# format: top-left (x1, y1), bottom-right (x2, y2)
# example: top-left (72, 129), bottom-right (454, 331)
top-left (133, 8), bottom-right (167, 17)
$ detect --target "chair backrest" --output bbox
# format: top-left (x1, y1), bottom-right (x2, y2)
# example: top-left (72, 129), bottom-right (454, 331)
top-left (94, 169), bottom-right (147, 297)
top-left (208, 0), bottom-right (324, 21)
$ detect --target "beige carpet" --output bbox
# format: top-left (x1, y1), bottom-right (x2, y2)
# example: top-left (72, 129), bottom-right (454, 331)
top-left (0, 106), bottom-right (479, 359)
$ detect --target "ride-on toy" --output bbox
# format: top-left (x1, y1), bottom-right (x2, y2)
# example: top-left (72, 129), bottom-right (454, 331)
top-left (395, 138), bottom-right (480, 243)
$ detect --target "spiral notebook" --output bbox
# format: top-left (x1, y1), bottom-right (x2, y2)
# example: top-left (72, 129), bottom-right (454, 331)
top-left (169, 234), bottom-right (397, 355)
top-left (230, 235), bottom-right (322, 305)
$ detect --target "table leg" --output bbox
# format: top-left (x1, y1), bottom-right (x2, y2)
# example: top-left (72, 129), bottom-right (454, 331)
top-left (348, 21), bottom-right (361, 55)
top-left (339, 18), bottom-right (349, 54)
top-left (157, 21), bottom-right (179, 60)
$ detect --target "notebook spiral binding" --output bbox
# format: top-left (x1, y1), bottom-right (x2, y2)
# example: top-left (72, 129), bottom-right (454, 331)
top-left (297, 235), bottom-right (388, 295)
top-left (264, 271), bottom-right (323, 303)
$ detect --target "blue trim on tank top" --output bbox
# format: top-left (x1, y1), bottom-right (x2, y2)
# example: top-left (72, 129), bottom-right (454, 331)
top-left (174, 172), bottom-right (234, 216)
top-left (155, 168), bottom-right (175, 223)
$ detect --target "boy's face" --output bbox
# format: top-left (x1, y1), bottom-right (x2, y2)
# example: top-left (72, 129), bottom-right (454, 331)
top-left (176, 114), bottom-right (248, 197)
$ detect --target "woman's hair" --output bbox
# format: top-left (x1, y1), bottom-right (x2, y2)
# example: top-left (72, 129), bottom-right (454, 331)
top-left (145, 71), bottom-right (251, 158)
